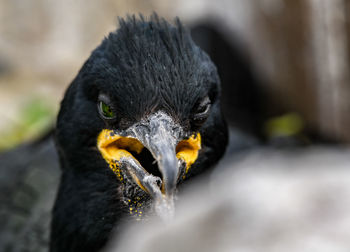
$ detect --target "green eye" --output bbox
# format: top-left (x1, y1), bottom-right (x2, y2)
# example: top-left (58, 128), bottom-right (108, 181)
top-left (99, 101), bottom-right (116, 119)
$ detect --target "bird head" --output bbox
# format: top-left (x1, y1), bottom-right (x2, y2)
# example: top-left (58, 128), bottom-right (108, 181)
top-left (52, 14), bottom-right (227, 251)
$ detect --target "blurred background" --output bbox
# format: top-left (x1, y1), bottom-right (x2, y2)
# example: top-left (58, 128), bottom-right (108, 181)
top-left (0, 0), bottom-right (349, 150)
top-left (0, 0), bottom-right (350, 251)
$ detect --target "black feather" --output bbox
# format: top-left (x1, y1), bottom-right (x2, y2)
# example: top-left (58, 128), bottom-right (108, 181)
top-left (51, 14), bottom-right (227, 252)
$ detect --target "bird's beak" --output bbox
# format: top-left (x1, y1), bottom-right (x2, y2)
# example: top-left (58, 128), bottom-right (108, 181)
top-left (97, 112), bottom-right (201, 218)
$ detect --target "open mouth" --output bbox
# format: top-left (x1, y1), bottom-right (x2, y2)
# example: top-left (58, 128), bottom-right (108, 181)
top-left (132, 147), bottom-right (162, 180)
top-left (97, 129), bottom-right (201, 196)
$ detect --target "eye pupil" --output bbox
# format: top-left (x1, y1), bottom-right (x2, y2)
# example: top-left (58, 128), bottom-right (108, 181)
top-left (100, 101), bottom-right (115, 118)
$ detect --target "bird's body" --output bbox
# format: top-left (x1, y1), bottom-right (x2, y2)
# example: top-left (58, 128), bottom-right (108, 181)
top-left (51, 15), bottom-right (227, 252)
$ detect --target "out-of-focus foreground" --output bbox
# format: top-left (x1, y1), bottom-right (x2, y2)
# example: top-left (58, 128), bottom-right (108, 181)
top-left (109, 147), bottom-right (350, 252)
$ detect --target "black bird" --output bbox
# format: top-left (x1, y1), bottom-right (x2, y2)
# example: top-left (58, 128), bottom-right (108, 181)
top-left (51, 14), bottom-right (228, 252)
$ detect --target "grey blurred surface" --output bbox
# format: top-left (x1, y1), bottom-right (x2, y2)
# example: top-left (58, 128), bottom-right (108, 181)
top-left (1, 132), bottom-right (349, 252)
top-left (108, 146), bottom-right (350, 252)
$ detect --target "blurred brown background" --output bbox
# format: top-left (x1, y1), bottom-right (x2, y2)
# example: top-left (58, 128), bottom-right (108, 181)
top-left (0, 0), bottom-right (349, 150)
top-left (1, 2), bottom-right (349, 251)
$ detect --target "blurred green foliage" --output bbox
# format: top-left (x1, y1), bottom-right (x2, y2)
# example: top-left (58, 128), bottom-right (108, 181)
top-left (0, 98), bottom-right (55, 151)
top-left (264, 113), bottom-right (304, 138)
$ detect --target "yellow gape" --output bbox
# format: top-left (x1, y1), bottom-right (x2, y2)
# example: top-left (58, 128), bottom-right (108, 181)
top-left (97, 129), bottom-right (201, 181)
top-left (176, 133), bottom-right (201, 174)
top-left (97, 129), bottom-right (144, 162)
top-left (97, 130), bottom-right (144, 181)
